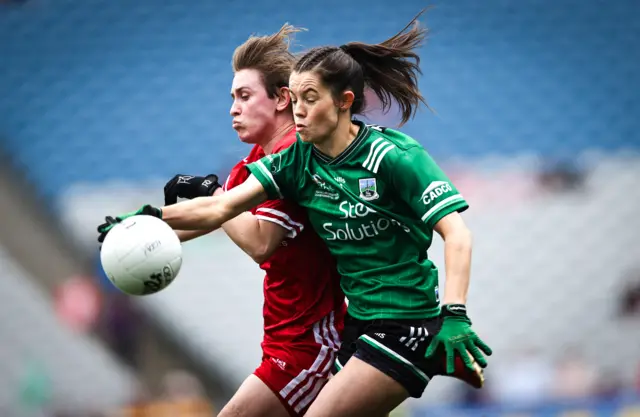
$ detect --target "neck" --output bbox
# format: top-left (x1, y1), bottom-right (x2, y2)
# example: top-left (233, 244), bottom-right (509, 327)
top-left (260, 118), bottom-right (295, 155)
top-left (314, 117), bottom-right (359, 158)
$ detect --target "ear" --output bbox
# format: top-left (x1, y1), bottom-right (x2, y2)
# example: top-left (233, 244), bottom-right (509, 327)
top-left (338, 90), bottom-right (355, 112)
top-left (275, 86), bottom-right (291, 112)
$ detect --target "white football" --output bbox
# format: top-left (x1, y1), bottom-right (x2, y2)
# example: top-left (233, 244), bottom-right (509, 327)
top-left (100, 215), bottom-right (182, 296)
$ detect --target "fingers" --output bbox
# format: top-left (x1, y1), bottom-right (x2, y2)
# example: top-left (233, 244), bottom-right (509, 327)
top-left (164, 176), bottom-right (179, 205)
top-left (475, 337), bottom-right (493, 356)
top-left (424, 338), bottom-right (440, 359)
top-left (164, 192), bottom-right (178, 206)
top-left (445, 343), bottom-right (456, 374)
top-left (97, 216), bottom-right (118, 242)
top-left (466, 342), bottom-right (488, 368)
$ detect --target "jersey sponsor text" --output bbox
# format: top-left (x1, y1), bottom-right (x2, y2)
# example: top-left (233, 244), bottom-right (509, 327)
top-left (419, 181), bottom-right (453, 205)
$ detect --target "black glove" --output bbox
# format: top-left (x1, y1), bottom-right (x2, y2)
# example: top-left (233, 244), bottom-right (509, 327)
top-left (163, 174), bottom-right (221, 206)
top-left (97, 204), bottom-right (163, 243)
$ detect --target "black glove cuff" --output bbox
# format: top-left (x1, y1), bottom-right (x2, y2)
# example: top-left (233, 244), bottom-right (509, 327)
top-left (441, 304), bottom-right (468, 318)
top-left (141, 204), bottom-right (163, 218)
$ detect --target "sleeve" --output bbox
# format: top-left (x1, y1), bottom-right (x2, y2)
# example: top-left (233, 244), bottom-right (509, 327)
top-left (254, 199), bottom-right (306, 239)
top-left (222, 159), bottom-right (249, 191)
top-left (221, 172), bottom-right (236, 192)
top-left (246, 142), bottom-right (300, 201)
top-left (389, 145), bottom-right (469, 229)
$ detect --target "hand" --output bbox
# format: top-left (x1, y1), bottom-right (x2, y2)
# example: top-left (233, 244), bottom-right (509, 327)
top-left (164, 174), bottom-right (221, 205)
top-left (97, 204), bottom-right (162, 243)
top-left (425, 305), bottom-right (492, 375)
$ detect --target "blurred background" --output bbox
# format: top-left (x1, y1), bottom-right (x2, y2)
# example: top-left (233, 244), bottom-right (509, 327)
top-left (1, 0), bottom-right (639, 415)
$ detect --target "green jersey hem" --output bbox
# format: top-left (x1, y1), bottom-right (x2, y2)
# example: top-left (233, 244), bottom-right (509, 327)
top-left (246, 161), bottom-right (283, 199)
top-left (347, 305), bottom-right (441, 321)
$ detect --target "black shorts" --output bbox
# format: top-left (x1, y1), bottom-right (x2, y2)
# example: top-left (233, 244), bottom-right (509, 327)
top-left (333, 312), bottom-right (443, 398)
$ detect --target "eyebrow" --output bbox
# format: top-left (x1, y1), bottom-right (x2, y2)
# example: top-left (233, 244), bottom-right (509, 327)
top-left (230, 87), bottom-right (252, 96)
top-left (294, 87), bottom-right (318, 96)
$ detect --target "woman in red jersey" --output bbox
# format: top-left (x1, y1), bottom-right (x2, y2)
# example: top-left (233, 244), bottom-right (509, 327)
top-left (163, 26), bottom-right (346, 417)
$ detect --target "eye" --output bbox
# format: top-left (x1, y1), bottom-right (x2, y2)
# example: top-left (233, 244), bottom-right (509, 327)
top-left (240, 95), bottom-right (250, 101)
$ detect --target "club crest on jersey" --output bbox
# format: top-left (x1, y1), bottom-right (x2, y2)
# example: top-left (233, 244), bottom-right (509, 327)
top-left (358, 178), bottom-right (379, 201)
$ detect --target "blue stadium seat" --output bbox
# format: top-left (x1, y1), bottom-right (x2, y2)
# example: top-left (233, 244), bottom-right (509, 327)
top-left (0, 0), bottom-right (638, 198)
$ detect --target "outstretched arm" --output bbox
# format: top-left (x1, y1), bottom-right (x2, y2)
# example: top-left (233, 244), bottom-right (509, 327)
top-left (161, 175), bottom-right (268, 231)
top-left (98, 148), bottom-right (298, 244)
top-left (433, 212), bottom-right (472, 305)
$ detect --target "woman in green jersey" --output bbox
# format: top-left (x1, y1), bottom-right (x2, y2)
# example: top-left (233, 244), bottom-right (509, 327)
top-left (98, 11), bottom-right (491, 417)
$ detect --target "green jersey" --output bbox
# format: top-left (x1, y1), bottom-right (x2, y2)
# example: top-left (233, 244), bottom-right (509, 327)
top-left (247, 121), bottom-right (468, 320)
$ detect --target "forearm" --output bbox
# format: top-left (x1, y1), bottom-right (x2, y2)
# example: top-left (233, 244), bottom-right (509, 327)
top-left (161, 196), bottom-right (233, 230)
top-left (442, 228), bottom-right (473, 305)
top-left (175, 229), bottom-right (214, 243)
top-left (161, 177), bottom-right (267, 230)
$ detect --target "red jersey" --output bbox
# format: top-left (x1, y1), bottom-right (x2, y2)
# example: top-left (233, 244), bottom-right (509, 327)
top-left (223, 129), bottom-right (345, 361)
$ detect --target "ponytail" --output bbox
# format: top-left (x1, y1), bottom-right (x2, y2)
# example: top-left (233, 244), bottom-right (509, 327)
top-left (294, 10), bottom-right (429, 125)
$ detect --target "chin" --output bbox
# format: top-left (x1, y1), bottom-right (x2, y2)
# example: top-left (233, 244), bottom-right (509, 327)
top-left (236, 131), bottom-right (259, 144)
top-left (297, 131), bottom-right (318, 144)
top-left (297, 134), bottom-right (311, 143)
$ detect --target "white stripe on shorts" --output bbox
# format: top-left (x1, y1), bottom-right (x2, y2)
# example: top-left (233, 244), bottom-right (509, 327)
top-left (278, 313), bottom-right (340, 412)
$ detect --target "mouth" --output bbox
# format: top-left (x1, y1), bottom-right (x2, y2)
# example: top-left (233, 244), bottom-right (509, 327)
top-left (232, 121), bottom-right (242, 130)
top-left (295, 124), bottom-right (306, 132)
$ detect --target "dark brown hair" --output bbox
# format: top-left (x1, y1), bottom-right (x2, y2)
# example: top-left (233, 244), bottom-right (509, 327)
top-left (294, 10), bottom-right (428, 125)
top-left (232, 24), bottom-right (305, 98)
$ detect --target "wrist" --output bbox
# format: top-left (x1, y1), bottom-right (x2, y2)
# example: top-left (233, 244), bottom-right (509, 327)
top-left (443, 291), bottom-right (466, 304)
top-left (441, 304), bottom-right (469, 320)
top-left (141, 204), bottom-right (162, 218)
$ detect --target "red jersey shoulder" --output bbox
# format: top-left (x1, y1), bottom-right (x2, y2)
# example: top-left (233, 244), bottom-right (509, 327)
top-left (223, 144), bottom-right (262, 191)
top-left (224, 130), bottom-right (297, 191)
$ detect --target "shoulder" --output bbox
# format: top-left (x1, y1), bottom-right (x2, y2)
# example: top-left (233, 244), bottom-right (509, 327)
top-left (225, 148), bottom-right (258, 190)
top-left (272, 129), bottom-right (298, 154)
top-left (271, 133), bottom-right (313, 166)
top-left (360, 123), bottom-right (424, 175)
top-left (370, 124), bottom-right (423, 151)
top-left (243, 144), bottom-right (266, 164)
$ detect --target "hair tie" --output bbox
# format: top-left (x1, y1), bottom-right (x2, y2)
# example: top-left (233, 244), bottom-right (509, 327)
top-left (339, 44), bottom-right (349, 53)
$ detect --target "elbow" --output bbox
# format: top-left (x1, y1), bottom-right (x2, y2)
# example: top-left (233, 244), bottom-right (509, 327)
top-left (249, 244), bottom-right (273, 264)
top-left (250, 252), bottom-right (270, 265)
top-left (247, 235), bottom-right (278, 264)
top-left (446, 225), bottom-right (473, 251)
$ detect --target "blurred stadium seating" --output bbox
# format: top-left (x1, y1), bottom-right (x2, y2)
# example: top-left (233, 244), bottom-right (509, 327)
top-left (0, 244), bottom-right (136, 415)
top-left (1, 0), bottom-right (639, 415)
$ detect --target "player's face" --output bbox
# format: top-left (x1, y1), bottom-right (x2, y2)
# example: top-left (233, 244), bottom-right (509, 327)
top-left (230, 69), bottom-right (278, 144)
top-left (289, 71), bottom-right (340, 144)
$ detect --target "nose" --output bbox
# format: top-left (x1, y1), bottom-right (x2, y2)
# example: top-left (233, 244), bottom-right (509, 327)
top-left (230, 101), bottom-right (241, 117)
top-left (293, 101), bottom-right (305, 119)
